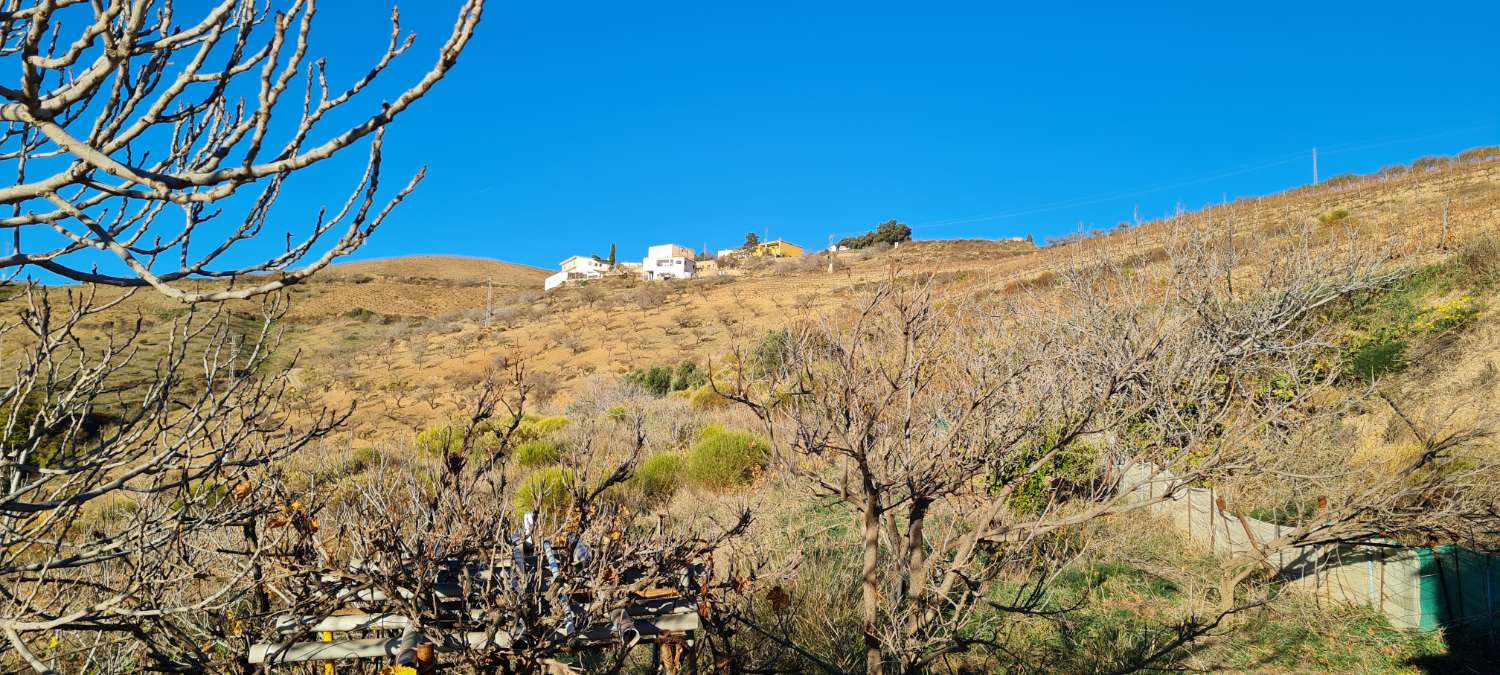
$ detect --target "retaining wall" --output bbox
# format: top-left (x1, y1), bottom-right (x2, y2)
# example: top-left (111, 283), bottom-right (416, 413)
top-left (1116, 464), bottom-right (1497, 633)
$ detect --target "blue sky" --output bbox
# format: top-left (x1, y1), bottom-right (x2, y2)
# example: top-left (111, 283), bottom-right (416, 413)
top-left (64, 1), bottom-right (1500, 273)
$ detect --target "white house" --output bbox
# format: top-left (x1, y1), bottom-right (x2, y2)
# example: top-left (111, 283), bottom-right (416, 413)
top-left (544, 255), bottom-right (613, 291)
top-left (642, 243), bottom-right (695, 281)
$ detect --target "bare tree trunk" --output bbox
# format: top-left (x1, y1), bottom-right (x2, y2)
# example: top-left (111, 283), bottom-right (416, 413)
top-left (862, 494), bottom-right (883, 674)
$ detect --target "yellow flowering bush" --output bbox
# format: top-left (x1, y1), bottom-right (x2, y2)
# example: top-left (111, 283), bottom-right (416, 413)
top-left (1411, 294), bottom-right (1477, 334)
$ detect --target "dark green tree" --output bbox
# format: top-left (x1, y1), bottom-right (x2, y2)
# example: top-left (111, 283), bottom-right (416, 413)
top-left (607, 242), bottom-right (617, 266)
top-left (743, 232), bottom-right (760, 249)
top-left (838, 219), bottom-right (913, 249)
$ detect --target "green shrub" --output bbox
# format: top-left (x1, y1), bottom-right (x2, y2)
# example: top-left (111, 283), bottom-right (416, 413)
top-left (350, 446), bottom-right (381, 469)
top-left (671, 360), bottom-right (706, 391)
top-left (512, 467), bottom-right (576, 521)
top-left (1344, 339), bottom-right (1406, 382)
top-left (531, 415), bottom-right (570, 435)
top-left (686, 428), bottom-right (770, 490)
top-left (627, 361), bottom-right (706, 396)
top-left (514, 439), bottom-right (562, 468)
top-left (634, 453), bottom-right (686, 504)
top-left (689, 384), bottom-right (729, 409)
top-left (626, 365), bottom-right (674, 396)
top-left (750, 330), bottom-right (791, 377)
top-left (1249, 499), bottom-right (1321, 526)
top-left (414, 425), bottom-right (466, 455)
top-left (991, 426), bottom-right (1099, 515)
top-left (415, 424), bottom-right (500, 456)
top-left (604, 405), bottom-right (631, 422)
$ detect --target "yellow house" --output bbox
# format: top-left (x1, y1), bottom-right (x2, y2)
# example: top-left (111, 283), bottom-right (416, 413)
top-left (751, 239), bottom-right (805, 258)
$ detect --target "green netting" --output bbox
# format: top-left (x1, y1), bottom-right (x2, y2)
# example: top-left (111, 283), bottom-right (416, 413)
top-left (1416, 545), bottom-right (1500, 634)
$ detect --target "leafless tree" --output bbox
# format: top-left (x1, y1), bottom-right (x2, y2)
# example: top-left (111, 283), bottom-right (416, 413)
top-left (265, 364), bottom-right (747, 672)
top-left (0, 0), bottom-right (483, 670)
top-left (715, 227), bottom-right (1415, 673)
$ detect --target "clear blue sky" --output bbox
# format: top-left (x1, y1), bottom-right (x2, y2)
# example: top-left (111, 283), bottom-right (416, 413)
top-left (203, 1), bottom-right (1500, 269)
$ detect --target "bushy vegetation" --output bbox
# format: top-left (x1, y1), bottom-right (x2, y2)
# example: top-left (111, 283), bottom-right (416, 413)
top-left (626, 360), bottom-right (706, 397)
top-left (1318, 208), bottom-right (1350, 225)
top-left (750, 329), bottom-right (791, 377)
top-left (530, 415), bottom-right (571, 435)
top-left (512, 466), bottom-right (576, 521)
top-left (633, 453), bottom-right (686, 504)
top-left (1338, 256), bottom-right (1489, 382)
top-left (414, 425), bottom-right (466, 455)
top-left (686, 425), bottom-right (770, 490)
top-left (838, 219), bottom-right (912, 249)
top-left (415, 414), bottom-right (572, 457)
top-left (688, 384), bottom-right (729, 409)
top-left (513, 439), bottom-right (562, 468)
top-left (991, 426), bottom-right (1100, 515)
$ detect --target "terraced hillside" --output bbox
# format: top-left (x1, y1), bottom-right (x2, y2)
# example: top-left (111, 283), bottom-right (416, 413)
top-left (8, 150), bottom-right (1498, 444)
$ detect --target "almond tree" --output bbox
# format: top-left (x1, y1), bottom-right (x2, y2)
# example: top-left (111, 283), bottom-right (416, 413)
top-left (0, 0), bottom-right (483, 670)
top-left (719, 230), bottom-right (1404, 673)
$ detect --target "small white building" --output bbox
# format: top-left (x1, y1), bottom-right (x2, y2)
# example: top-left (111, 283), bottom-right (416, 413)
top-left (642, 243), bottom-right (696, 281)
top-left (716, 248), bottom-right (742, 259)
top-left (544, 255), bottom-right (614, 291)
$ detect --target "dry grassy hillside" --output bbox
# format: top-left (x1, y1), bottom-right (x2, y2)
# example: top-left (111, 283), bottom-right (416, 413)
top-left (276, 151), bottom-right (1499, 442)
top-left (9, 151), bottom-right (1497, 445)
top-left (280, 255), bottom-right (547, 321)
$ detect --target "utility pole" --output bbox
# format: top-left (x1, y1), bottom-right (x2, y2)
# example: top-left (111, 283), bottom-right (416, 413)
top-left (1312, 147), bottom-right (1319, 185)
top-left (827, 233), bottom-right (834, 274)
top-left (485, 276), bottom-right (493, 328)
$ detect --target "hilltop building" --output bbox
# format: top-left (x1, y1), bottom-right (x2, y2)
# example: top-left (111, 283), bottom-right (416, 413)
top-left (543, 255), bottom-right (613, 291)
top-left (642, 243), bottom-right (696, 280)
top-left (750, 239), bottom-right (804, 258)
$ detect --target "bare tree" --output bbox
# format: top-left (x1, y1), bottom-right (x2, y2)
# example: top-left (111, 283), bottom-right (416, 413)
top-left (0, 0), bottom-right (484, 670)
top-left (264, 364), bottom-right (746, 671)
top-left (716, 228), bottom-right (1409, 673)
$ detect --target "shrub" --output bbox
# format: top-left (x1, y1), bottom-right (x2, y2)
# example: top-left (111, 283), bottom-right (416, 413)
top-left (514, 439), bottom-right (562, 468)
top-left (348, 446), bottom-right (382, 473)
top-left (991, 426), bottom-right (1100, 515)
top-left (531, 415), bottom-right (570, 435)
top-left (671, 360), bottom-right (706, 391)
top-left (626, 365), bottom-right (674, 396)
top-left (1344, 339), bottom-right (1406, 382)
top-left (1318, 209), bottom-right (1350, 225)
top-left (414, 425), bottom-right (465, 455)
top-left (686, 428), bottom-right (770, 490)
top-left (512, 467), bottom-right (576, 521)
top-left (415, 424), bottom-right (500, 456)
top-left (605, 405), bottom-right (631, 422)
top-left (627, 361), bottom-right (706, 397)
top-left (1411, 294), bottom-right (1478, 334)
top-left (751, 329), bottom-right (791, 377)
top-left (689, 384), bottom-right (729, 409)
top-left (634, 453), bottom-right (686, 504)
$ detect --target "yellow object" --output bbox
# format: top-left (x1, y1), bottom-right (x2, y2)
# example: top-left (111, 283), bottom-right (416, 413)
top-left (750, 239), bottom-right (805, 257)
top-left (323, 632), bottom-right (335, 675)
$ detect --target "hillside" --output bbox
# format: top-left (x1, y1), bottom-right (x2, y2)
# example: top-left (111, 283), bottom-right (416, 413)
top-left (10, 151), bottom-right (1497, 444)
top-left (282, 255), bottom-right (547, 321)
top-left (270, 151), bottom-right (1500, 441)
